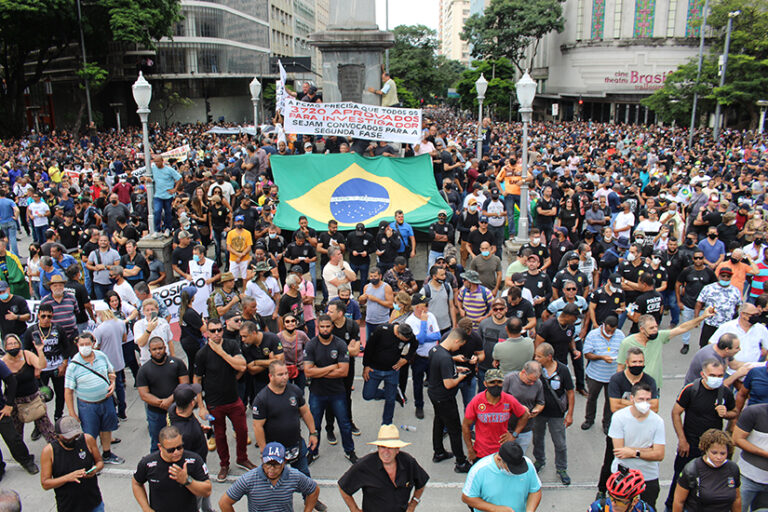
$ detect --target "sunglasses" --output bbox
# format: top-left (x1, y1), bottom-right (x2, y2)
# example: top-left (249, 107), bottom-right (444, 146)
top-left (284, 319), bottom-right (297, 324)
top-left (163, 444), bottom-right (184, 453)
top-left (564, 288), bottom-right (577, 291)
top-left (208, 328), bottom-right (223, 333)
top-left (693, 256), bottom-right (704, 260)
top-left (38, 314), bottom-right (53, 319)
top-left (231, 318), bottom-right (242, 323)
top-left (492, 307), bottom-right (505, 311)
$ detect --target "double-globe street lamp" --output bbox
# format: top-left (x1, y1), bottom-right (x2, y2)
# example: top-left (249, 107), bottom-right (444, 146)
top-left (132, 71), bottom-right (156, 236)
top-left (514, 71), bottom-right (537, 243)
top-left (475, 73), bottom-right (488, 160)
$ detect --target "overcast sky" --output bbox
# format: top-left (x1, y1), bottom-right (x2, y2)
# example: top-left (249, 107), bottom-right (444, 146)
top-left (375, 0), bottom-right (439, 32)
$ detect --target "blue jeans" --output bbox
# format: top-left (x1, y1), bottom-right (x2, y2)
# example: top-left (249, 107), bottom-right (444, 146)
top-left (77, 398), bottom-right (118, 438)
top-left (33, 224), bottom-right (48, 245)
top-left (517, 430), bottom-right (533, 455)
top-left (308, 393), bottom-right (354, 454)
top-left (680, 306), bottom-right (695, 346)
top-left (741, 475), bottom-right (768, 512)
top-left (411, 356), bottom-right (430, 409)
top-left (617, 310), bottom-right (628, 330)
top-left (458, 375), bottom-right (476, 410)
top-left (0, 221), bottom-right (17, 256)
top-left (662, 289), bottom-right (680, 325)
top-left (146, 406), bottom-right (167, 452)
top-left (309, 261), bottom-right (316, 286)
top-left (428, 251), bottom-right (444, 272)
top-left (89, 503), bottom-right (105, 512)
top-left (93, 283), bottom-right (112, 301)
top-left (362, 369), bottom-right (399, 425)
top-left (349, 262), bottom-right (369, 295)
top-left (505, 194), bottom-right (520, 234)
top-left (114, 370), bottom-right (126, 417)
top-left (288, 437), bottom-right (310, 478)
top-left (305, 320), bottom-right (316, 338)
top-left (152, 197), bottom-right (173, 233)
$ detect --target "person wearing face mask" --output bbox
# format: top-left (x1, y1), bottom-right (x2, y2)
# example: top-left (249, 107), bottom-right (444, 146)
top-left (136, 337), bottom-right (189, 451)
top-left (468, 240), bottom-right (502, 295)
top-left (716, 248), bottom-right (758, 298)
top-left (346, 223), bottom-right (374, 295)
top-left (607, 382), bottom-right (665, 510)
top-left (695, 266), bottom-right (743, 347)
top-left (627, 273), bottom-right (663, 335)
top-left (665, 360), bottom-right (738, 512)
top-left (698, 227), bottom-right (726, 270)
top-left (617, 311), bottom-right (713, 390)
top-left (40, 416), bottom-right (105, 512)
top-left (519, 227), bottom-right (552, 273)
top-left (743, 230), bottom-right (767, 265)
top-left (676, 249), bottom-right (717, 353)
top-left (672, 428), bottom-right (741, 512)
top-left (482, 189), bottom-right (507, 255)
top-left (64, 333), bottom-right (124, 465)
top-left (581, 316), bottom-right (625, 433)
top-left (587, 273), bottom-right (626, 334)
top-left (553, 253), bottom-right (590, 300)
top-left (617, 243), bottom-right (652, 329)
top-left (102, 193), bottom-right (129, 238)
top-left (0, 280), bottom-right (30, 340)
top-left (457, 198), bottom-right (480, 267)
top-left (684, 333), bottom-right (749, 388)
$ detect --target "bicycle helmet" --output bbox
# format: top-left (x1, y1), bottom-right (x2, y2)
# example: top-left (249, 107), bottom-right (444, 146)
top-left (606, 468), bottom-right (646, 499)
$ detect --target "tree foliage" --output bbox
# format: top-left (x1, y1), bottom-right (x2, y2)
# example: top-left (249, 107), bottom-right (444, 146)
top-left (461, 0), bottom-right (565, 73)
top-left (0, 0), bottom-right (181, 135)
top-left (388, 24), bottom-right (465, 102)
top-left (456, 58), bottom-right (516, 118)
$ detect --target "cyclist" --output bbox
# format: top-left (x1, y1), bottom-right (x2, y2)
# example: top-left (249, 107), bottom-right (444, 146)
top-left (588, 466), bottom-right (654, 512)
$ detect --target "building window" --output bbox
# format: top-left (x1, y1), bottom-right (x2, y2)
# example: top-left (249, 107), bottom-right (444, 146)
top-left (613, 0), bottom-right (622, 38)
top-left (667, 0), bottom-right (678, 37)
top-left (591, 0), bottom-right (606, 39)
top-left (576, 0), bottom-right (584, 40)
top-left (633, 0), bottom-right (657, 38)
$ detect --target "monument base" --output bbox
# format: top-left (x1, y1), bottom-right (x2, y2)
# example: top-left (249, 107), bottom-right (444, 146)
top-left (309, 29), bottom-right (394, 104)
top-left (138, 236), bottom-right (175, 287)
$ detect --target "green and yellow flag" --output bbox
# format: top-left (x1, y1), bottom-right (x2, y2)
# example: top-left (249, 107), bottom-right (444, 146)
top-left (271, 153), bottom-right (451, 231)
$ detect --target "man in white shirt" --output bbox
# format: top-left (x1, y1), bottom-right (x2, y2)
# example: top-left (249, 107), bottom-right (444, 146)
top-left (322, 247), bottom-right (356, 300)
top-left (188, 244), bottom-right (220, 316)
top-left (710, 303), bottom-right (768, 367)
top-left (608, 382), bottom-right (665, 510)
top-left (109, 265), bottom-right (140, 309)
top-left (613, 203), bottom-right (635, 241)
top-left (207, 172), bottom-right (235, 204)
top-left (133, 298), bottom-right (175, 364)
top-left (245, 261), bottom-right (280, 332)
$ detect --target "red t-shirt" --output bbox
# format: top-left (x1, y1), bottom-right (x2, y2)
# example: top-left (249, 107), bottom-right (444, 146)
top-left (464, 391), bottom-right (527, 458)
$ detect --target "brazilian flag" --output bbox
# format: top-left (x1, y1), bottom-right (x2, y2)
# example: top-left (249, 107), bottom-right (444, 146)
top-left (271, 153), bottom-right (451, 231)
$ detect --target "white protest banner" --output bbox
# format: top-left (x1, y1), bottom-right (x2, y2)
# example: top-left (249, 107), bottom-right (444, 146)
top-left (276, 59), bottom-right (290, 115)
top-left (138, 144), bottom-right (190, 162)
top-left (282, 97), bottom-right (422, 144)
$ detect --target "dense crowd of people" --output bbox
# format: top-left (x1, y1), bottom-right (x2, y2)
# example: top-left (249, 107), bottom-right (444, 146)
top-left (0, 106), bottom-right (765, 512)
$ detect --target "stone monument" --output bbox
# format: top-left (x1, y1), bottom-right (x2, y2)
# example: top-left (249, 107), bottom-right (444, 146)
top-left (309, 0), bottom-right (394, 104)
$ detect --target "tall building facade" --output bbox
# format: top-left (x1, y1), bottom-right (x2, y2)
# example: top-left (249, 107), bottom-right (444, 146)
top-left (439, 0), bottom-right (471, 65)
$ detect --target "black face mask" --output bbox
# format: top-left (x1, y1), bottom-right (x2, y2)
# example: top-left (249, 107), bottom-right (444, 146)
top-left (645, 331), bottom-right (658, 341)
top-left (60, 435), bottom-right (81, 448)
top-left (747, 314), bottom-right (760, 325)
top-left (568, 263), bottom-right (579, 271)
top-left (708, 234), bottom-right (717, 240)
top-left (686, 239), bottom-right (696, 246)
top-left (628, 365), bottom-right (645, 376)
top-left (486, 385), bottom-right (502, 397)
top-left (285, 327), bottom-right (296, 334)
top-left (5, 347), bottom-right (19, 357)
top-left (756, 239), bottom-right (764, 245)
top-left (111, 200), bottom-right (118, 205)
top-left (730, 257), bottom-right (740, 264)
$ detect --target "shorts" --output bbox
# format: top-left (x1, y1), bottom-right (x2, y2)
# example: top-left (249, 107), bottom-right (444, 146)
top-left (77, 398), bottom-right (118, 437)
top-left (229, 260), bottom-right (249, 280)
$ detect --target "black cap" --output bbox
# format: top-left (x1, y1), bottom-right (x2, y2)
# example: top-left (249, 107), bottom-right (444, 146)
top-left (499, 441), bottom-right (528, 474)
top-left (173, 383), bottom-right (202, 408)
top-left (411, 293), bottom-right (430, 306)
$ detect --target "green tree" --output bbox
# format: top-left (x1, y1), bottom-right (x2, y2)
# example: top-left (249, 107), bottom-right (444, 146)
top-left (388, 24), bottom-right (464, 102)
top-left (0, 0), bottom-right (181, 136)
top-left (155, 82), bottom-right (193, 127)
top-left (456, 58), bottom-right (516, 118)
top-left (461, 0), bottom-right (565, 73)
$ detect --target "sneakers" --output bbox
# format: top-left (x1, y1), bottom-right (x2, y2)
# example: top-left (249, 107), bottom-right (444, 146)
top-left (345, 451), bottom-right (358, 464)
top-left (454, 460), bottom-right (472, 473)
top-left (307, 452), bottom-right (318, 466)
top-left (680, 344), bottom-right (690, 355)
top-left (432, 451), bottom-right (453, 463)
top-left (415, 407), bottom-right (424, 420)
top-left (581, 421), bottom-right (594, 430)
top-left (111, 437), bottom-right (121, 444)
top-left (557, 469), bottom-right (571, 485)
top-left (30, 426), bottom-right (41, 441)
top-left (21, 459), bottom-right (39, 474)
top-left (327, 431), bottom-right (338, 445)
top-left (314, 500), bottom-right (328, 511)
top-left (217, 466), bottom-right (229, 482)
top-left (533, 460), bottom-right (544, 472)
top-left (102, 452), bottom-right (125, 465)
top-left (350, 424), bottom-right (361, 436)
top-left (117, 413), bottom-right (128, 422)
top-left (395, 388), bottom-right (406, 407)
top-left (236, 459), bottom-right (256, 471)
top-left (207, 437), bottom-right (216, 452)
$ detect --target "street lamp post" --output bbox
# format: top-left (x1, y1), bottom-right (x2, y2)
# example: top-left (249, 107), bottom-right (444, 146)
top-left (758, 100), bottom-right (768, 134)
top-left (475, 73), bottom-right (488, 160)
top-left (713, 10), bottom-right (740, 141)
top-left (132, 72), bottom-right (155, 236)
top-left (249, 77), bottom-right (261, 129)
top-left (688, 0), bottom-right (710, 148)
top-left (514, 71), bottom-right (537, 243)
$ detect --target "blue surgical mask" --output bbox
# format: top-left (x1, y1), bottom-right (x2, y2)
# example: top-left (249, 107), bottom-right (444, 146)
top-left (192, 254), bottom-right (200, 263)
top-left (393, 303), bottom-right (400, 311)
top-left (269, 233), bottom-right (276, 239)
top-left (718, 279), bottom-right (730, 287)
top-left (481, 250), bottom-right (491, 257)
top-left (706, 376), bottom-right (724, 389)
top-left (0, 293), bottom-right (9, 301)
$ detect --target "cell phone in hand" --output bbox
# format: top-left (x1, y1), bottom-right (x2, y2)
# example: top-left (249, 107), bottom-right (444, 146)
top-left (150, 311), bottom-right (158, 321)
top-left (85, 466), bottom-right (98, 475)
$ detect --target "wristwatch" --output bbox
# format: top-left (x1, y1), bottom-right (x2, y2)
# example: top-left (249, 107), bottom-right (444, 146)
top-left (183, 476), bottom-right (192, 486)
top-left (635, 450), bottom-right (641, 459)
top-left (411, 497), bottom-right (421, 504)
top-left (511, 431), bottom-right (519, 439)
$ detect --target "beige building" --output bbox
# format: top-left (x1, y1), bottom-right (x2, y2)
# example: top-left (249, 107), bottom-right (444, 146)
top-left (438, 0), bottom-right (471, 65)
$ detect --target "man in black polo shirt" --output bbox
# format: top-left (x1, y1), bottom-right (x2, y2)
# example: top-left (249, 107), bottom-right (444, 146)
top-left (675, 249), bottom-right (716, 353)
top-left (518, 228), bottom-right (551, 272)
top-left (284, 231), bottom-right (316, 276)
top-left (628, 273), bottom-right (663, 334)
top-left (136, 337), bottom-right (189, 451)
top-left (0, 281), bottom-right (30, 339)
top-left (618, 243), bottom-right (651, 329)
top-left (552, 253), bottom-right (590, 299)
top-left (56, 211), bottom-right (81, 253)
top-left (586, 273), bottom-right (626, 333)
top-left (304, 315), bottom-right (357, 464)
top-left (535, 303), bottom-right (579, 370)
top-left (338, 424), bottom-right (428, 512)
top-left (239, 320), bottom-right (283, 406)
top-left (194, 318), bottom-right (255, 482)
top-left (428, 327), bottom-right (472, 473)
top-left (132, 425), bottom-right (212, 512)
top-left (346, 223), bottom-right (374, 294)
top-left (325, 300), bottom-right (362, 441)
top-left (523, 254), bottom-right (552, 318)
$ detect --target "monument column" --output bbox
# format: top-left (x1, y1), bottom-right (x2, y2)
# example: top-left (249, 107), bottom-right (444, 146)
top-left (309, 0), bottom-right (394, 104)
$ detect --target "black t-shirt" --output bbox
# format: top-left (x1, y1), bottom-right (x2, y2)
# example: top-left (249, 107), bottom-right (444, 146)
top-left (618, 261), bottom-right (652, 302)
top-left (346, 231), bottom-right (375, 265)
top-left (180, 308), bottom-right (204, 345)
top-left (537, 318), bottom-right (575, 363)
top-left (278, 293), bottom-right (304, 327)
top-left (505, 298), bottom-right (535, 323)
top-left (172, 245), bottom-right (195, 274)
top-left (0, 295), bottom-right (31, 338)
top-left (23, 323), bottom-right (71, 370)
top-left (318, 231), bottom-right (346, 267)
top-left (285, 242), bottom-right (315, 274)
top-left (429, 221), bottom-right (455, 253)
top-left (427, 344), bottom-right (459, 402)
top-left (540, 362), bottom-right (574, 417)
top-left (678, 457), bottom-right (741, 512)
top-left (332, 318), bottom-right (360, 349)
top-left (536, 198), bottom-right (557, 225)
top-left (648, 265), bottom-right (668, 288)
top-left (64, 280), bottom-right (91, 324)
top-left (242, 333), bottom-right (283, 384)
top-left (552, 269), bottom-right (589, 296)
top-left (523, 271), bottom-right (552, 316)
top-left (677, 380), bottom-right (735, 444)
top-left (678, 266), bottom-right (717, 308)
top-left (588, 288), bottom-right (626, 326)
top-left (136, 357), bottom-right (188, 414)
top-left (133, 450), bottom-right (209, 512)
top-left (194, 338), bottom-right (243, 407)
top-left (467, 229), bottom-right (496, 255)
top-left (607, 371), bottom-right (659, 400)
top-left (57, 223), bottom-right (82, 250)
top-left (252, 383), bottom-right (305, 449)
top-left (303, 336), bottom-right (349, 396)
top-left (209, 204), bottom-right (230, 230)
top-left (121, 252), bottom-right (150, 284)
top-left (630, 291), bottom-right (663, 333)
top-left (450, 330), bottom-right (483, 376)
top-left (167, 405), bottom-right (207, 461)
top-left (518, 242), bottom-right (549, 263)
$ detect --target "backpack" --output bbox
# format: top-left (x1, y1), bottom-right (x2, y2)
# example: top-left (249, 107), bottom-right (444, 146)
top-left (459, 285), bottom-right (491, 314)
top-left (207, 288), bottom-right (228, 321)
top-left (422, 280), bottom-right (451, 299)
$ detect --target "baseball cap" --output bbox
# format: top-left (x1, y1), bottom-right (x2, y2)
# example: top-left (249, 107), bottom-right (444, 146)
top-left (609, 273), bottom-right (622, 287)
top-left (234, 215), bottom-right (245, 222)
top-left (510, 272), bottom-right (525, 283)
top-left (55, 416), bottom-right (83, 440)
top-left (0, 282), bottom-right (9, 292)
top-left (478, 216), bottom-right (489, 223)
top-left (290, 264), bottom-right (304, 274)
top-left (173, 383), bottom-right (202, 408)
top-left (411, 293), bottom-right (430, 306)
top-left (499, 441), bottom-right (528, 475)
top-left (262, 442), bottom-right (286, 464)
top-left (484, 369), bottom-right (505, 383)
top-left (718, 266), bottom-right (734, 276)
top-left (181, 286), bottom-right (197, 297)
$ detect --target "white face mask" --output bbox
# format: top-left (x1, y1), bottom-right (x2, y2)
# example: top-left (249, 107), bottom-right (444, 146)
top-left (627, 253), bottom-right (637, 262)
top-left (652, 257), bottom-right (661, 265)
top-left (634, 401), bottom-right (651, 415)
top-left (606, 283), bottom-right (614, 294)
top-left (78, 345), bottom-right (93, 358)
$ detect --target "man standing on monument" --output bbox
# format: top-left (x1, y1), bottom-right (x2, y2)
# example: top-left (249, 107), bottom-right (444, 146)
top-left (368, 71), bottom-right (400, 107)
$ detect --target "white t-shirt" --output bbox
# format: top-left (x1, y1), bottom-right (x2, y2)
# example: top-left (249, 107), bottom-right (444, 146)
top-left (113, 280), bottom-right (139, 309)
top-left (133, 318), bottom-right (174, 365)
top-left (608, 406), bottom-right (665, 480)
top-left (322, 261), bottom-right (353, 299)
top-left (28, 201), bottom-right (50, 227)
top-left (614, 212), bottom-right (635, 236)
top-left (207, 181), bottom-right (235, 204)
top-left (405, 312), bottom-right (440, 358)
top-left (245, 277), bottom-right (280, 316)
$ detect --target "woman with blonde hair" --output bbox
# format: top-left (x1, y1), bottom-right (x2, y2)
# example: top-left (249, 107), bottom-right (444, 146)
top-left (389, 291), bottom-right (412, 324)
top-left (277, 313), bottom-right (310, 392)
